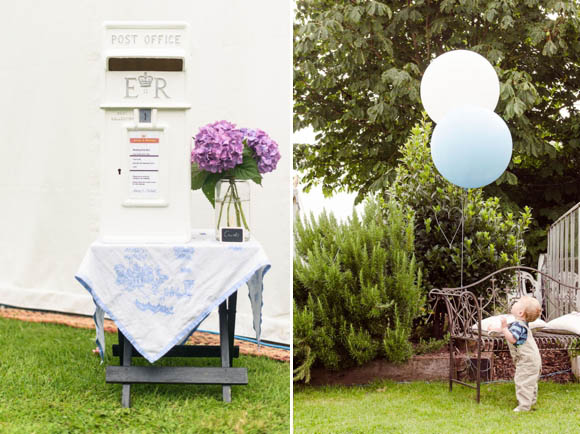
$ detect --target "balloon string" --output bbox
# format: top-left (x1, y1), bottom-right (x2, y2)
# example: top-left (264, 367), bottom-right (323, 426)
top-left (433, 207), bottom-right (462, 249)
top-left (461, 190), bottom-right (466, 288)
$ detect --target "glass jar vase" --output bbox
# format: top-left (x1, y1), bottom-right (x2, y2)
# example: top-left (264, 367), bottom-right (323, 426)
top-left (215, 178), bottom-right (250, 241)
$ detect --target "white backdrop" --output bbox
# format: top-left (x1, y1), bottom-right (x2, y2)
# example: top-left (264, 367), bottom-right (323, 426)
top-left (0, 1), bottom-right (291, 344)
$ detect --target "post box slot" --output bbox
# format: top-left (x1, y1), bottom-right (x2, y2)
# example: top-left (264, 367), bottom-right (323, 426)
top-left (108, 57), bottom-right (183, 71)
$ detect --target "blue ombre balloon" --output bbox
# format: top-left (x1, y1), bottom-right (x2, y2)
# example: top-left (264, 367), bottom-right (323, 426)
top-left (430, 106), bottom-right (512, 189)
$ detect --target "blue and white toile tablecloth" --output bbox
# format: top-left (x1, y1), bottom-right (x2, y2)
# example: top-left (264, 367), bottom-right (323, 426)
top-left (75, 230), bottom-right (270, 363)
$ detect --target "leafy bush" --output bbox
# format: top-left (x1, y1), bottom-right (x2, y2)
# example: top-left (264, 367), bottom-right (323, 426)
top-left (382, 315), bottom-right (413, 364)
top-left (384, 119), bottom-right (532, 297)
top-left (293, 199), bottom-right (424, 383)
top-left (413, 335), bottom-right (450, 356)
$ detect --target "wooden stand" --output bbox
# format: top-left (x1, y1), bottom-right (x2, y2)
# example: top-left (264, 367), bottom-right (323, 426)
top-left (106, 292), bottom-right (246, 407)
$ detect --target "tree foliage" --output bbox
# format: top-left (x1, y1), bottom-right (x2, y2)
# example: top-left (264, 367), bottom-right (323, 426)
top-left (384, 119), bottom-right (532, 293)
top-left (294, 0), bottom-right (580, 260)
top-left (293, 199), bottom-right (423, 382)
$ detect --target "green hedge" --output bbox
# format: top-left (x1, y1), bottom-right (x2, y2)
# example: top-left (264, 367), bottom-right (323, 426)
top-left (293, 199), bottom-right (424, 383)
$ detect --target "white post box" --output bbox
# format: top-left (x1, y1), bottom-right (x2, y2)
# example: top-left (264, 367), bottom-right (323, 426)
top-left (100, 22), bottom-right (191, 243)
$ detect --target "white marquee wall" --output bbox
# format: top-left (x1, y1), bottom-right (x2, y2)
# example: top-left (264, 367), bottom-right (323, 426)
top-left (0, 1), bottom-right (292, 344)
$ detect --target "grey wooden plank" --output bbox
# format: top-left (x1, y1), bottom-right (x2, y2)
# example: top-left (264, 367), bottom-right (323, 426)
top-left (219, 300), bottom-right (232, 402)
top-left (106, 366), bottom-right (248, 384)
top-left (112, 344), bottom-right (240, 359)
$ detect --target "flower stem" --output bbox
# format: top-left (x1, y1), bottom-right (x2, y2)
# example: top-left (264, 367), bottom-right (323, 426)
top-left (226, 190), bottom-right (232, 226)
top-left (231, 181), bottom-right (250, 230)
top-left (233, 186), bottom-right (242, 226)
top-left (217, 183), bottom-right (233, 231)
top-left (217, 179), bottom-right (249, 235)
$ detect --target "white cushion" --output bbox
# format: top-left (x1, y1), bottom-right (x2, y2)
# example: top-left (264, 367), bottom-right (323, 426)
top-left (543, 312), bottom-right (580, 335)
top-left (530, 318), bottom-right (547, 330)
top-left (472, 314), bottom-right (547, 336)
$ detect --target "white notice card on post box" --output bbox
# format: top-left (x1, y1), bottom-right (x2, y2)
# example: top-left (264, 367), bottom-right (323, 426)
top-left (129, 130), bottom-right (161, 198)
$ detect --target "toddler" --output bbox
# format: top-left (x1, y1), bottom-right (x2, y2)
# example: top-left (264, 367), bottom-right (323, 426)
top-left (489, 295), bottom-right (542, 412)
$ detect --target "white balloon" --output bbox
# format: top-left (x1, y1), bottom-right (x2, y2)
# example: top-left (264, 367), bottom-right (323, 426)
top-left (420, 50), bottom-right (500, 123)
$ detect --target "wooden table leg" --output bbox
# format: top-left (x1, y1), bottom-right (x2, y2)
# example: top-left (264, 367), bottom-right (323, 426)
top-left (227, 292), bottom-right (238, 367)
top-left (118, 330), bottom-right (125, 366)
top-left (121, 333), bottom-right (133, 408)
top-left (219, 300), bottom-right (231, 403)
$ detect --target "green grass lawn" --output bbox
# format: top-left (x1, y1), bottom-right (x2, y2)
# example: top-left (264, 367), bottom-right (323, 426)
top-left (294, 379), bottom-right (580, 433)
top-left (0, 317), bottom-right (289, 434)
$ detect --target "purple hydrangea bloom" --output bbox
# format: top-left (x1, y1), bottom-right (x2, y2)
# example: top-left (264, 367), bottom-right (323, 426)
top-left (192, 121), bottom-right (244, 173)
top-left (240, 128), bottom-right (281, 174)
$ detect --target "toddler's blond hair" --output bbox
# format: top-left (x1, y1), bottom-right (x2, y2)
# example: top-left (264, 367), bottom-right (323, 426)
top-left (519, 296), bottom-right (542, 322)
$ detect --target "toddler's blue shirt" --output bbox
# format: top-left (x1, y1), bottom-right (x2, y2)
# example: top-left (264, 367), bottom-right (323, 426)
top-left (508, 321), bottom-right (528, 346)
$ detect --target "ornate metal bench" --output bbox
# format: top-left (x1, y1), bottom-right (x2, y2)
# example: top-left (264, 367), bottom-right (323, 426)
top-left (429, 266), bottom-right (580, 402)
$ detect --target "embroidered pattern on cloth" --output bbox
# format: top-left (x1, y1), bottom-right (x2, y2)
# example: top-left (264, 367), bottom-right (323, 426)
top-left (113, 248), bottom-right (196, 316)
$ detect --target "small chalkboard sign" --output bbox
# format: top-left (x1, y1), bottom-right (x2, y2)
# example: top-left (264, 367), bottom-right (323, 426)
top-left (220, 227), bottom-right (244, 243)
